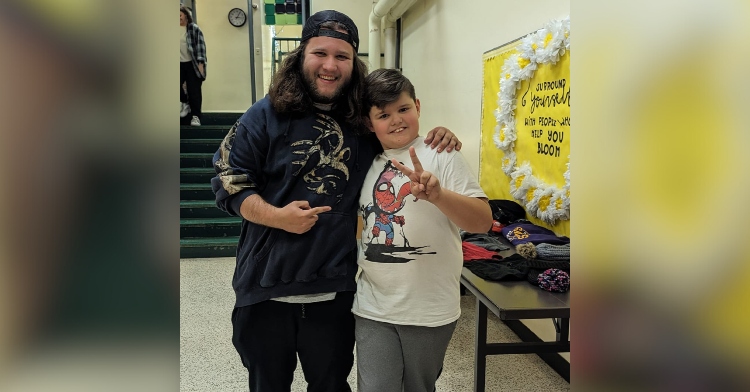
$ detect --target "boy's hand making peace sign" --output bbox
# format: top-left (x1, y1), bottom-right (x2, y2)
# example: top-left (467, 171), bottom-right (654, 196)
top-left (391, 146), bottom-right (443, 203)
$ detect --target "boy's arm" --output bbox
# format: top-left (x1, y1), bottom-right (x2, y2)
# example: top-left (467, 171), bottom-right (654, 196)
top-left (428, 189), bottom-right (492, 233)
top-left (391, 147), bottom-right (492, 233)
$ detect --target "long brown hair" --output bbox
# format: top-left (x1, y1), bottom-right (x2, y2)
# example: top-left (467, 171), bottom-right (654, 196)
top-left (268, 29), bottom-right (369, 133)
top-left (180, 5), bottom-right (193, 25)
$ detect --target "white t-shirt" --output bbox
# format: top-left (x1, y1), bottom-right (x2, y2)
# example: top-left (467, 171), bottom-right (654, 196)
top-left (180, 28), bottom-right (190, 62)
top-left (352, 136), bottom-right (487, 327)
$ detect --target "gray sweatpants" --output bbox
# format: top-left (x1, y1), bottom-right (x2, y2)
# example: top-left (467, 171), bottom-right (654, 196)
top-left (355, 315), bottom-right (457, 392)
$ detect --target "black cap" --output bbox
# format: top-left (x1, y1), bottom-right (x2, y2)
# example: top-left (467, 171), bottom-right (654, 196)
top-left (301, 10), bottom-right (359, 52)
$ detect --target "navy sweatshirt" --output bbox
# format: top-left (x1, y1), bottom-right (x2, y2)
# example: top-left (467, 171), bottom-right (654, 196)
top-left (211, 97), bottom-right (378, 307)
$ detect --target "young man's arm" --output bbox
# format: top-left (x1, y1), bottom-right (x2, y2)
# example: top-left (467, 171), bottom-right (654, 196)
top-left (391, 147), bottom-right (492, 233)
top-left (211, 110), bottom-right (331, 234)
top-left (423, 126), bottom-right (462, 153)
top-left (239, 196), bottom-right (330, 234)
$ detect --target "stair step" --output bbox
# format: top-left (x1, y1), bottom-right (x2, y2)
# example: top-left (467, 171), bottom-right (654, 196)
top-left (181, 217), bottom-right (242, 238)
top-left (181, 167), bottom-right (215, 184)
top-left (194, 112), bottom-right (243, 126)
top-left (180, 237), bottom-right (239, 258)
top-left (180, 200), bottom-right (230, 219)
top-left (181, 183), bottom-right (214, 200)
top-left (180, 126), bottom-right (232, 139)
top-left (180, 139), bottom-right (223, 153)
top-left (179, 125), bottom-right (232, 130)
top-left (181, 216), bottom-right (242, 224)
top-left (180, 152), bottom-right (214, 168)
top-left (179, 112), bottom-right (244, 258)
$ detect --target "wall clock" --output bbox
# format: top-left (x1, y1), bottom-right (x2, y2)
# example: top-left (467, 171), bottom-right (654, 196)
top-left (228, 8), bottom-right (247, 27)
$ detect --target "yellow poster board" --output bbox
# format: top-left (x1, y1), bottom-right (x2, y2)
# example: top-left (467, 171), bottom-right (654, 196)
top-left (479, 20), bottom-right (570, 236)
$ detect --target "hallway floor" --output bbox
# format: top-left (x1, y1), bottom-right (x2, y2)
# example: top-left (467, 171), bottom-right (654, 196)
top-left (180, 258), bottom-right (570, 391)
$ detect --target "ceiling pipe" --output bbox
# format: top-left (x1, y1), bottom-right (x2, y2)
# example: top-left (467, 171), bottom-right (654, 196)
top-left (383, 0), bottom-right (416, 69)
top-left (369, 0), bottom-right (399, 70)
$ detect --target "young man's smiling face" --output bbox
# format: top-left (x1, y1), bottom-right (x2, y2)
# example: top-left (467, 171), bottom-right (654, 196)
top-left (302, 32), bottom-right (354, 103)
top-left (367, 91), bottom-right (421, 150)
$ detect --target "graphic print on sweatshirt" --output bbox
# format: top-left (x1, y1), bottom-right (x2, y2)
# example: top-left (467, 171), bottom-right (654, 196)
top-left (361, 160), bottom-right (435, 263)
top-left (291, 114), bottom-right (351, 202)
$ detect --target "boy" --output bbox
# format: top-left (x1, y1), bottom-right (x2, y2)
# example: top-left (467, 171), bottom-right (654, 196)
top-left (353, 69), bottom-right (493, 392)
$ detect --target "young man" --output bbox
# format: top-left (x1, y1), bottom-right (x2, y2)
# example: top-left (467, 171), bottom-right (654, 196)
top-left (354, 68), bottom-right (493, 392)
top-left (211, 10), bottom-right (461, 392)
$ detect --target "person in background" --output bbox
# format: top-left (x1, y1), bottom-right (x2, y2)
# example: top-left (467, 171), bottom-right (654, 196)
top-left (180, 5), bottom-right (206, 126)
top-left (211, 10), bottom-right (462, 392)
top-left (354, 68), bottom-right (493, 392)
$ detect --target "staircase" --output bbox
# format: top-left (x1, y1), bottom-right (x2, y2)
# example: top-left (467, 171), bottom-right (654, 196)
top-left (180, 113), bottom-right (244, 258)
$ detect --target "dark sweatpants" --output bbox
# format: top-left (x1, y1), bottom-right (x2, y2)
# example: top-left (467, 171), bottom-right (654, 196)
top-left (232, 291), bottom-right (355, 392)
top-left (180, 61), bottom-right (203, 120)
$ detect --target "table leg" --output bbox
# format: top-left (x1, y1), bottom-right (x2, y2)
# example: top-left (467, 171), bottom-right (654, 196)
top-left (474, 296), bottom-right (488, 392)
top-left (553, 317), bottom-right (570, 343)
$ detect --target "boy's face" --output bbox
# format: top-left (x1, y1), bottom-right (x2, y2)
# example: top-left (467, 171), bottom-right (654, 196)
top-left (367, 91), bottom-right (421, 150)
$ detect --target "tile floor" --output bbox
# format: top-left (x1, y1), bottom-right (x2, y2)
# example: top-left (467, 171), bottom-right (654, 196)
top-left (180, 258), bottom-right (570, 391)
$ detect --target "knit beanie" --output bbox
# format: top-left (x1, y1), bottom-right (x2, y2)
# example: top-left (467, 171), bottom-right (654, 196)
top-left (537, 268), bottom-right (570, 292)
top-left (464, 253), bottom-right (529, 281)
top-left (501, 222), bottom-right (570, 246)
top-left (535, 243), bottom-right (570, 261)
top-left (524, 259), bottom-right (570, 285)
top-left (462, 242), bottom-right (502, 262)
top-left (488, 199), bottom-right (526, 224)
top-left (516, 242), bottom-right (537, 259)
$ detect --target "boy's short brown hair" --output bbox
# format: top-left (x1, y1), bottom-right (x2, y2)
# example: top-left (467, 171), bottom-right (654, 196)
top-left (363, 69), bottom-right (416, 114)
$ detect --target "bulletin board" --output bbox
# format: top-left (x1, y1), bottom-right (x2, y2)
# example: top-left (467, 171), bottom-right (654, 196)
top-left (479, 18), bottom-right (570, 236)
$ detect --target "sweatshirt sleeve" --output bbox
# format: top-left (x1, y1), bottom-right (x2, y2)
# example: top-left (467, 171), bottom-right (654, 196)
top-left (211, 108), bottom-right (269, 217)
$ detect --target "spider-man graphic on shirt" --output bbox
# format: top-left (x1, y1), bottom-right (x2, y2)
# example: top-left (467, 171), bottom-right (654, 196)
top-left (361, 160), bottom-right (436, 263)
top-left (362, 161), bottom-right (410, 247)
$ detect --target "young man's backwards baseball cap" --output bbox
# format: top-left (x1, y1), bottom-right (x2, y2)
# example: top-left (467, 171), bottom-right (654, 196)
top-left (301, 10), bottom-right (359, 52)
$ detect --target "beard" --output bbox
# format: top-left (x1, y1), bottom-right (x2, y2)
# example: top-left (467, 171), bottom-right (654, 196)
top-left (302, 68), bottom-right (351, 104)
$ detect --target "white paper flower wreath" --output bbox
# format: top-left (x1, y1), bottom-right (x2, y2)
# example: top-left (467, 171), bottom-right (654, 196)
top-left (494, 17), bottom-right (570, 224)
